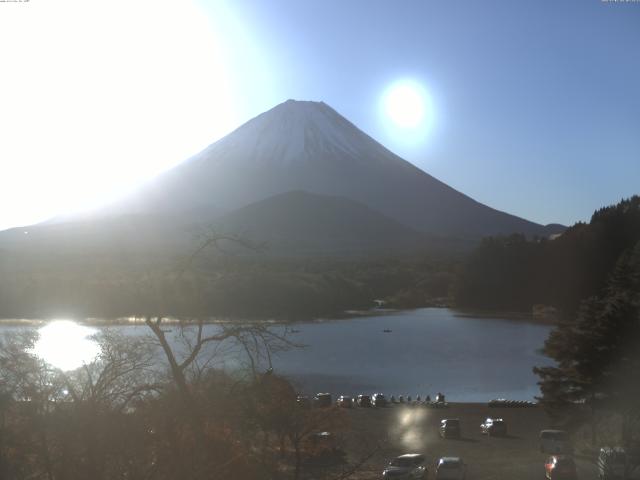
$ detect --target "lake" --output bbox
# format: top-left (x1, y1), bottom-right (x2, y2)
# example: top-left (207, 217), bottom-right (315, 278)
top-left (270, 308), bottom-right (553, 401)
top-left (0, 308), bottom-right (553, 402)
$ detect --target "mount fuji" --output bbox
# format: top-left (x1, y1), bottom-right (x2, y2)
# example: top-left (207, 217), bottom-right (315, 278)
top-left (105, 99), bottom-right (561, 239)
top-left (1, 100), bottom-right (565, 258)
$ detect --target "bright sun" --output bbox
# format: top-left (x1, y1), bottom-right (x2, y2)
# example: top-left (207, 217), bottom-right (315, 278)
top-left (384, 84), bottom-right (425, 128)
top-left (383, 80), bottom-right (431, 129)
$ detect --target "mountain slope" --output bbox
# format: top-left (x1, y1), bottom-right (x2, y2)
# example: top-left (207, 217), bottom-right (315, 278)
top-left (215, 190), bottom-right (427, 254)
top-left (110, 99), bottom-right (562, 237)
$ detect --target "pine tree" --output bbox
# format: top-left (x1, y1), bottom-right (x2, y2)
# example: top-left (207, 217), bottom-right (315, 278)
top-left (534, 242), bottom-right (640, 445)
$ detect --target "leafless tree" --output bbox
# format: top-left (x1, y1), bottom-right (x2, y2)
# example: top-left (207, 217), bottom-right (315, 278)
top-left (139, 231), bottom-right (301, 479)
top-left (0, 330), bottom-right (164, 480)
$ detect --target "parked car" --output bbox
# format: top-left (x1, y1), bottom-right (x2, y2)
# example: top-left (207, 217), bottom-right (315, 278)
top-left (357, 394), bottom-right (372, 407)
top-left (439, 418), bottom-right (461, 439)
top-left (382, 453), bottom-right (427, 479)
top-left (545, 455), bottom-right (577, 480)
top-left (313, 393), bottom-right (332, 408)
top-left (337, 395), bottom-right (353, 408)
top-left (372, 393), bottom-right (387, 407)
top-left (435, 457), bottom-right (466, 480)
top-left (296, 395), bottom-right (311, 408)
top-left (480, 417), bottom-right (507, 436)
top-left (540, 430), bottom-right (572, 453)
top-left (598, 447), bottom-right (628, 480)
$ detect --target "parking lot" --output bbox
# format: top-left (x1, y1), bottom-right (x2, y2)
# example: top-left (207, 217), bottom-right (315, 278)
top-left (338, 402), bottom-right (598, 480)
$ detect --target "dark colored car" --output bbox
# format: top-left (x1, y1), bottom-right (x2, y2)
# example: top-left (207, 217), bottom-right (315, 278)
top-left (313, 393), bottom-right (332, 408)
top-left (545, 455), bottom-right (577, 480)
top-left (296, 395), bottom-right (311, 408)
top-left (337, 395), bottom-right (353, 408)
top-left (480, 417), bottom-right (507, 436)
top-left (372, 393), bottom-right (387, 407)
top-left (357, 394), bottom-right (372, 407)
top-left (439, 418), bottom-right (461, 439)
top-left (436, 457), bottom-right (466, 480)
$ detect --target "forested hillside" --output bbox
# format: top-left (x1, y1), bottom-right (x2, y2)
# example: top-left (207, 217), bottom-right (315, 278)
top-left (0, 251), bottom-right (456, 320)
top-left (453, 196), bottom-right (640, 316)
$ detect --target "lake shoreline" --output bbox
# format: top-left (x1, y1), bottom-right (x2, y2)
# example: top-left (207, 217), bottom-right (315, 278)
top-left (0, 308), bottom-right (552, 401)
top-left (0, 305), bottom-right (555, 327)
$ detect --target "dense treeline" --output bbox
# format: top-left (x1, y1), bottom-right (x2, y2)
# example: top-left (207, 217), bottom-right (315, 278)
top-left (0, 250), bottom-right (458, 320)
top-left (454, 196), bottom-right (640, 317)
top-left (454, 196), bottom-right (640, 451)
top-left (535, 241), bottom-right (640, 450)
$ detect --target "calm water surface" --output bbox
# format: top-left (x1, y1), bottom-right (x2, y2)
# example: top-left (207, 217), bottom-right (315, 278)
top-left (270, 308), bottom-right (552, 401)
top-left (2, 308), bottom-right (553, 401)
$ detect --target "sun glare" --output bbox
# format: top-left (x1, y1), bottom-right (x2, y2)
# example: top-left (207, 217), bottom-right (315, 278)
top-left (383, 81), bottom-right (430, 129)
top-left (379, 79), bottom-right (435, 150)
top-left (384, 84), bottom-right (426, 128)
top-left (30, 320), bottom-right (100, 371)
top-left (393, 406), bottom-right (429, 450)
top-left (0, 0), bottom-right (241, 230)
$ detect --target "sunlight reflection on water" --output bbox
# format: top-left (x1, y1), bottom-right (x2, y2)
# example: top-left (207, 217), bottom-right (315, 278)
top-left (30, 320), bottom-right (101, 371)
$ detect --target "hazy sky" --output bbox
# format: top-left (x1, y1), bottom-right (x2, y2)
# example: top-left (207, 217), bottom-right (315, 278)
top-left (1, 0), bottom-right (638, 230)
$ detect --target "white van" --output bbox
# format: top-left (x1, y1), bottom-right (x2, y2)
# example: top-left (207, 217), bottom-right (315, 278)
top-left (598, 447), bottom-right (628, 480)
top-left (540, 430), bottom-right (571, 453)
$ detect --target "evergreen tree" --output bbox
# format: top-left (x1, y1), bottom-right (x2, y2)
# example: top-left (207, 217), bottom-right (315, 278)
top-left (534, 242), bottom-right (640, 445)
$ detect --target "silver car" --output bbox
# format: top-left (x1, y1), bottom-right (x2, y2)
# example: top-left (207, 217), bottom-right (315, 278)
top-left (382, 453), bottom-right (427, 479)
top-left (435, 457), bottom-right (466, 480)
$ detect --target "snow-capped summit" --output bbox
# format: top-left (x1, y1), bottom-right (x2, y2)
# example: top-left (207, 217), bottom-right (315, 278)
top-left (189, 99), bottom-right (399, 168)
